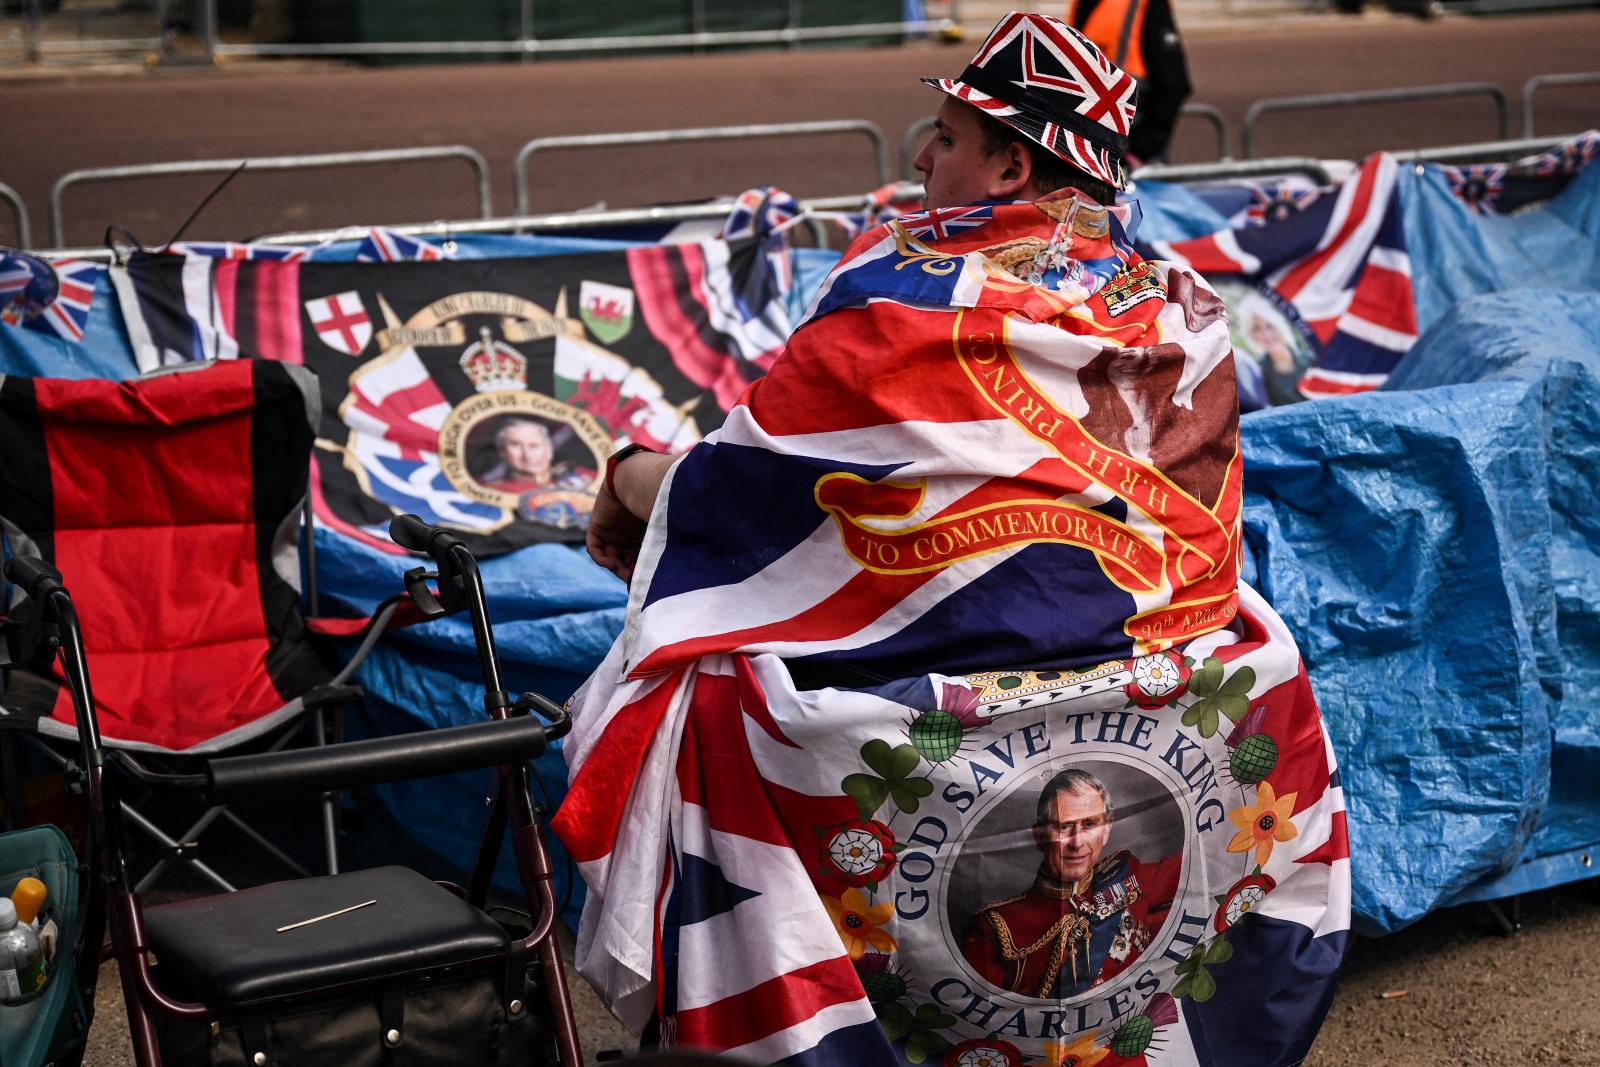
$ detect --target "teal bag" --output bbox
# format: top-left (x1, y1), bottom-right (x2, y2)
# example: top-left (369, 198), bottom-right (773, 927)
top-left (0, 825), bottom-right (88, 1067)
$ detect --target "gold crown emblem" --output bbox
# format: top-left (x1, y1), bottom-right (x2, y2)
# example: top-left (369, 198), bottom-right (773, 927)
top-left (459, 327), bottom-right (527, 392)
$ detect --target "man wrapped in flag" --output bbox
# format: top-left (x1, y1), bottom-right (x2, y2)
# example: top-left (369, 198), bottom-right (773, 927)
top-left (556, 14), bottom-right (1349, 1066)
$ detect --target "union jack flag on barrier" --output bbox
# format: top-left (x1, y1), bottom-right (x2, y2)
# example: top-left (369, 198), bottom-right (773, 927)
top-left (0, 260), bottom-right (37, 300)
top-left (169, 241), bottom-right (310, 262)
top-left (17, 259), bottom-right (102, 343)
top-left (354, 227), bottom-right (450, 263)
top-left (1441, 164), bottom-right (1507, 216)
top-left (553, 190), bottom-right (1350, 1065)
top-left (1432, 129), bottom-right (1600, 217)
top-left (1140, 153), bottom-right (1415, 402)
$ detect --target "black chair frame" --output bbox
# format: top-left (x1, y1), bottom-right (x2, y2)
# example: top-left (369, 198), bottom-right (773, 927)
top-left (2, 516), bottom-right (584, 1067)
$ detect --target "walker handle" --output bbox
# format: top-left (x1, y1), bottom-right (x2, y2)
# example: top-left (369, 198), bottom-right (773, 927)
top-left (3, 556), bottom-right (64, 601)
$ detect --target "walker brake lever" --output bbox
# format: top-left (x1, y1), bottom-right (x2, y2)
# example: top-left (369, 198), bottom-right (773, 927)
top-left (401, 566), bottom-right (464, 618)
top-left (512, 690), bottom-right (570, 731)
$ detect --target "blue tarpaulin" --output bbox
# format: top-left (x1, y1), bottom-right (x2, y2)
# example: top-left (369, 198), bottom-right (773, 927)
top-left (1239, 289), bottom-right (1600, 932)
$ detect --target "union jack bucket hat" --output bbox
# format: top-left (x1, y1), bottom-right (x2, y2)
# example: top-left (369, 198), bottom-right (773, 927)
top-left (924, 11), bottom-right (1139, 189)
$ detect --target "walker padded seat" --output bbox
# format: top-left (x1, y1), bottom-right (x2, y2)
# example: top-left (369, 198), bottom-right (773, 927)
top-left (143, 866), bottom-right (513, 1005)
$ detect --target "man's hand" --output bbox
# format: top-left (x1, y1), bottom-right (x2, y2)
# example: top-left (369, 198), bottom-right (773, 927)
top-left (586, 480), bottom-right (647, 582)
top-left (585, 450), bottom-right (678, 582)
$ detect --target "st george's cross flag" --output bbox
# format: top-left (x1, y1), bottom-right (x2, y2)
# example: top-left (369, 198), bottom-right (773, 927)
top-left (305, 291), bottom-right (373, 356)
top-left (553, 190), bottom-right (1350, 1066)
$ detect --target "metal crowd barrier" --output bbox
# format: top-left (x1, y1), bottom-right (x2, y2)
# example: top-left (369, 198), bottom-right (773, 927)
top-left (900, 118), bottom-right (937, 179)
top-left (1522, 72), bottom-right (1600, 137)
top-left (1131, 156), bottom-right (1335, 188)
top-left (49, 146), bottom-right (494, 249)
top-left (254, 190), bottom-right (908, 249)
top-left (1404, 133), bottom-right (1578, 166)
top-left (19, 190), bottom-right (911, 261)
top-left (512, 120), bottom-right (891, 217)
top-left (1180, 104), bottom-right (1232, 163)
top-left (0, 1), bottom-right (165, 63)
top-left (898, 103), bottom-right (1233, 179)
top-left (0, 182), bottom-right (30, 249)
top-left (211, 20), bottom-right (954, 59)
top-left (1243, 83), bottom-right (1511, 159)
top-left (28, 129), bottom-right (1593, 263)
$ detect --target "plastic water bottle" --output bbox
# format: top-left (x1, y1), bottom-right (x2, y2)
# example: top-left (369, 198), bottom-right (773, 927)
top-left (0, 898), bottom-right (45, 998)
top-left (9, 878), bottom-right (46, 930)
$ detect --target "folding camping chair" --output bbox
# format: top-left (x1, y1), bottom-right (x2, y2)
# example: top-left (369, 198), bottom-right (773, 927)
top-left (0, 359), bottom-right (396, 892)
top-left (0, 520), bottom-right (588, 1066)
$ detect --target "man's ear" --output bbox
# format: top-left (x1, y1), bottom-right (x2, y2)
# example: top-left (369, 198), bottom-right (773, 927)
top-left (986, 140), bottom-right (1034, 201)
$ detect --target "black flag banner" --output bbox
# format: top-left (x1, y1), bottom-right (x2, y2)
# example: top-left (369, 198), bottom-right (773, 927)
top-left (115, 241), bottom-right (791, 555)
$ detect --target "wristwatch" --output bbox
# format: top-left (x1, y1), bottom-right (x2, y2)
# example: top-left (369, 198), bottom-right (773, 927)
top-left (604, 443), bottom-right (657, 496)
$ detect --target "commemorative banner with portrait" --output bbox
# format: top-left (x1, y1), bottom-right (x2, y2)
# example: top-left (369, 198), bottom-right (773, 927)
top-left (555, 193), bottom-right (1350, 1064)
top-left (114, 241), bottom-right (790, 555)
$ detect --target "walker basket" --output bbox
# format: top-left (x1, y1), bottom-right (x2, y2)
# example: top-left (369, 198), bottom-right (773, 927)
top-left (0, 823), bottom-right (88, 1067)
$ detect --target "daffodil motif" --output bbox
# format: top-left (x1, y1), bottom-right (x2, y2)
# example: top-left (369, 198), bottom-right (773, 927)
top-left (1041, 1032), bottom-right (1109, 1067)
top-left (822, 818), bottom-right (896, 885)
top-left (824, 886), bottom-right (897, 959)
top-left (1124, 650), bottom-right (1191, 710)
top-left (1226, 780), bottom-right (1300, 867)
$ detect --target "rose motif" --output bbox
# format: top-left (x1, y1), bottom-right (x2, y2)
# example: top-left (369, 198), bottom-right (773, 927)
top-left (822, 818), bottom-right (896, 884)
top-left (1124, 650), bottom-right (1191, 709)
top-left (945, 1038), bottom-right (1023, 1067)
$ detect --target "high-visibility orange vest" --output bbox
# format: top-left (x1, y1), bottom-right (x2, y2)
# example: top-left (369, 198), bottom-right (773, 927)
top-left (1067, 0), bottom-right (1149, 79)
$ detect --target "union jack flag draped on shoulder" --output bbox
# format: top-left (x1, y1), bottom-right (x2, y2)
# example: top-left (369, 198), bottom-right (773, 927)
top-left (555, 189), bottom-right (1350, 1066)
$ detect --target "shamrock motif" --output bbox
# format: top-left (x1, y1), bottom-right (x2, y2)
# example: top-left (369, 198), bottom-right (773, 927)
top-left (843, 739), bottom-right (934, 819)
top-left (1180, 656), bottom-right (1255, 738)
top-left (877, 1001), bottom-right (956, 1064)
top-left (1171, 935), bottom-right (1234, 1002)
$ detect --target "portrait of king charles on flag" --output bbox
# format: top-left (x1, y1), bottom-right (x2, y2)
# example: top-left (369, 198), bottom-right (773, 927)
top-left (956, 764), bottom-right (1182, 1000)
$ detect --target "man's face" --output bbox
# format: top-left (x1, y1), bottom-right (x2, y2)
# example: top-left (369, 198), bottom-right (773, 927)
top-left (1035, 786), bottom-right (1111, 883)
top-left (911, 97), bottom-right (1015, 211)
top-left (499, 422), bottom-right (553, 480)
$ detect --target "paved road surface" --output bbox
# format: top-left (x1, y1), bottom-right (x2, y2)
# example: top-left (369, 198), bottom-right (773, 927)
top-left (2, 9), bottom-right (1598, 248)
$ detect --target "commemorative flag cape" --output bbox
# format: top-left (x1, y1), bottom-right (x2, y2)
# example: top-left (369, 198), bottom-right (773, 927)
top-left (112, 238), bottom-right (792, 556)
top-left (554, 190), bottom-right (1350, 1066)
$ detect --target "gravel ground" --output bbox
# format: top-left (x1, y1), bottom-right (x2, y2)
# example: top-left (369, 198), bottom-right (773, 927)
top-left (1306, 883), bottom-right (1600, 1066)
top-left (80, 879), bottom-right (1600, 1065)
